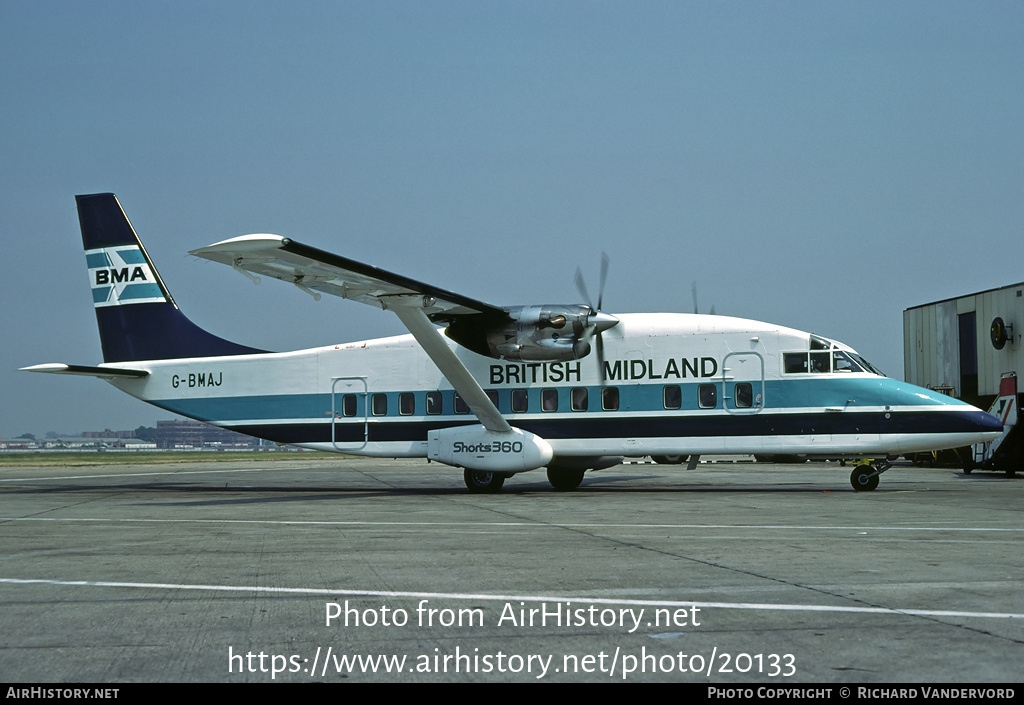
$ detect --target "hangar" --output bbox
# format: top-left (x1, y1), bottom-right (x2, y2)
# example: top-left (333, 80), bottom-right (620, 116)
top-left (904, 282), bottom-right (1023, 472)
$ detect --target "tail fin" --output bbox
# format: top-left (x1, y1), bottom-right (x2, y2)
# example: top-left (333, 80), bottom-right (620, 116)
top-left (78, 193), bottom-right (266, 362)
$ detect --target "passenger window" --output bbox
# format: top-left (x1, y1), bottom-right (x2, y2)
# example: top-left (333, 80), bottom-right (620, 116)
top-left (454, 393), bottom-right (469, 414)
top-left (426, 391), bottom-right (442, 415)
top-left (371, 393), bottom-right (388, 416)
top-left (663, 385), bottom-right (682, 410)
top-left (399, 392), bottom-right (415, 416)
top-left (571, 387), bottom-right (588, 412)
top-left (486, 389), bottom-right (499, 409)
top-left (542, 388), bottom-right (558, 412)
top-left (602, 386), bottom-right (619, 411)
top-left (342, 394), bottom-right (357, 417)
top-left (511, 389), bottom-right (529, 413)
top-left (698, 384), bottom-right (718, 409)
top-left (734, 382), bottom-right (753, 408)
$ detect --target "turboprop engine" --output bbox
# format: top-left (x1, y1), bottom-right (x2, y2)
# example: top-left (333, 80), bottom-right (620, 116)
top-left (445, 304), bottom-right (617, 362)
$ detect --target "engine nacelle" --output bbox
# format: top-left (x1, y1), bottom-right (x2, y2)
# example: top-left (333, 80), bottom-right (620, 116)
top-left (445, 304), bottom-right (594, 362)
top-left (428, 425), bottom-right (554, 473)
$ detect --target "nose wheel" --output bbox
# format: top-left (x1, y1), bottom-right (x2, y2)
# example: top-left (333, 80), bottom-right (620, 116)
top-left (849, 461), bottom-right (891, 492)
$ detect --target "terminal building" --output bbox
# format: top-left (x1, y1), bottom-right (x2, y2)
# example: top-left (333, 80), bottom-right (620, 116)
top-left (904, 282), bottom-right (1022, 471)
top-left (154, 419), bottom-right (261, 449)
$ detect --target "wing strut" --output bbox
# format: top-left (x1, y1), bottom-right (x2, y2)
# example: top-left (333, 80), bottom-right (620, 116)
top-left (387, 296), bottom-right (511, 434)
top-left (191, 235), bottom-right (514, 434)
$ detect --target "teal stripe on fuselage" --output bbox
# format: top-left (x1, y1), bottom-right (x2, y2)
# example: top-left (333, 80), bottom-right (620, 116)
top-left (769, 377), bottom-right (968, 409)
top-left (150, 393), bottom-right (330, 423)
top-left (147, 376), bottom-right (957, 426)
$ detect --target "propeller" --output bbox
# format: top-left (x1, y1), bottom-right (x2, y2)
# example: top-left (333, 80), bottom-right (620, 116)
top-left (691, 281), bottom-right (716, 316)
top-left (575, 253), bottom-right (618, 383)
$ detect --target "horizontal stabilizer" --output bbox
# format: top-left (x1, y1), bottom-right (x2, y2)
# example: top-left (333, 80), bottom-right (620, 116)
top-left (20, 363), bottom-right (149, 379)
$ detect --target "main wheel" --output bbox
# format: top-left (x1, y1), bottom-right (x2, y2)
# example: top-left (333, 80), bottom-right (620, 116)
top-left (651, 455), bottom-right (687, 465)
top-left (850, 466), bottom-right (879, 492)
top-left (547, 466), bottom-right (585, 491)
top-left (464, 469), bottom-right (506, 493)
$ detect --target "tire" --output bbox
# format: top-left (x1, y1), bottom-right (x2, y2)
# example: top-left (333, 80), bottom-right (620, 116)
top-left (651, 455), bottom-right (686, 465)
top-left (547, 466), bottom-right (585, 491)
top-left (850, 466), bottom-right (879, 492)
top-left (464, 469), bottom-right (506, 493)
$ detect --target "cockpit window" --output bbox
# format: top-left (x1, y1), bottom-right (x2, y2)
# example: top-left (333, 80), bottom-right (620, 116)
top-left (852, 353), bottom-right (885, 377)
top-left (810, 352), bottom-right (830, 373)
top-left (810, 335), bottom-right (831, 350)
top-left (784, 352), bottom-right (808, 374)
top-left (833, 351), bottom-right (862, 373)
top-left (785, 347), bottom-right (883, 376)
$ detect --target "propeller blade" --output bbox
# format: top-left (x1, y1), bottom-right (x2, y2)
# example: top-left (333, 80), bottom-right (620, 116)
top-left (575, 268), bottom-right (593, 310)
top-left (691, 281), bottom-right (718, 316)
top-left (575, 255), bottom-right (618, 385)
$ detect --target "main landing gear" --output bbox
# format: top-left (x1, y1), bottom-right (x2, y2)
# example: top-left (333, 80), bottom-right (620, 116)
top-left (849, 461), bottom-right (891, 492)
top-left (463, 469), bottom-right (506, 494)
top-left (546, 466), bottom-right (586, 491)
top-left (462, 466), bottom-right (588, 492)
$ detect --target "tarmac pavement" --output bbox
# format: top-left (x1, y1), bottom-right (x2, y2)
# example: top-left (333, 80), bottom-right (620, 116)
top-left (0, 456), bottom-right (1021, 683)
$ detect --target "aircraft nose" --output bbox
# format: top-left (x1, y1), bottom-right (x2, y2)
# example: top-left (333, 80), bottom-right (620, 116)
top-left (948, 406), bottom-right (1003, 440)
top-left (973, 409), bottom-right (1004, 434)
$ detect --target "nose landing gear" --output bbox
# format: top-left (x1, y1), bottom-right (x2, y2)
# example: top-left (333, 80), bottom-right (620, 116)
top-left (849, 460), bottom-right (892, 492)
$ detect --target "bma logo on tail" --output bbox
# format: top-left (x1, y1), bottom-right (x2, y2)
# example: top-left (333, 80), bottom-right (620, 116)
top-left (86, 246), bottom-right (166, 308)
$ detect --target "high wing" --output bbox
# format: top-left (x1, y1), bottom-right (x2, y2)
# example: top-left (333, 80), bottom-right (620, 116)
top-left (190, 234), bottom-right (514, 433)
top-left (190, 235), bottom-right (510, 325)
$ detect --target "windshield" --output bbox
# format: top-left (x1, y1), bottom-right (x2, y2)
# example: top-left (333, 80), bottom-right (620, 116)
top-left (784, 338), bottom-right (885, 376)
top-left (850, 353), bottom-right (884, 376)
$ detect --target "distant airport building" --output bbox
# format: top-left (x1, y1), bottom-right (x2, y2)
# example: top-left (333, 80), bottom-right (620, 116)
top-left (0, 437), bottom-right (156, 451)
top-left (904, 282), bottom-right (1022, 471)
top-left (82, 429), bottom-right (138, 439)
top-left (155, 419), bottom-right (260, 449)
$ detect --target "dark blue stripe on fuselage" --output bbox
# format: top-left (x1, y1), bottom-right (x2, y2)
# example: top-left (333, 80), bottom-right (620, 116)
top-left (229, 408), bottom-right (1001, 445)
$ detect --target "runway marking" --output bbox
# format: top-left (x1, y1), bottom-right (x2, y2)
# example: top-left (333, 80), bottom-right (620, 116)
top-left (1, 516), bottom-right (1021, 533)
top-left (1, 577), bottom-right (1021, 620)
top-left (0, 467), bottom-right (295, 482)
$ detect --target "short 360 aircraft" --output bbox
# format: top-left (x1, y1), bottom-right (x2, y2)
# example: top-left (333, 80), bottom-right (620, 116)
top-left (24, 194), bottom-right (1002, 492)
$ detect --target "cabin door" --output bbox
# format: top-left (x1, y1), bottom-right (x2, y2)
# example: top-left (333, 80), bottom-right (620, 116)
top-left (331, 376), bottom-right (368, 451)
top-left (722, 352), bottom-right (765, 415)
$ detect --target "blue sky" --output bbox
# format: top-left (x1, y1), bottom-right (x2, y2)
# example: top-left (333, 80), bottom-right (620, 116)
top-left (2, 1), bottom-right (1022, 436)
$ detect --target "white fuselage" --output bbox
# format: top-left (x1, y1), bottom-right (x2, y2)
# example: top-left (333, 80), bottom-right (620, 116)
top-left (102, 312), bottom-right (1001, 465)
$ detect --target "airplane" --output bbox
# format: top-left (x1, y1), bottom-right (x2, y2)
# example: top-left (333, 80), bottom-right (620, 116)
top-left (22, 193), bottom-right (1003, 493)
